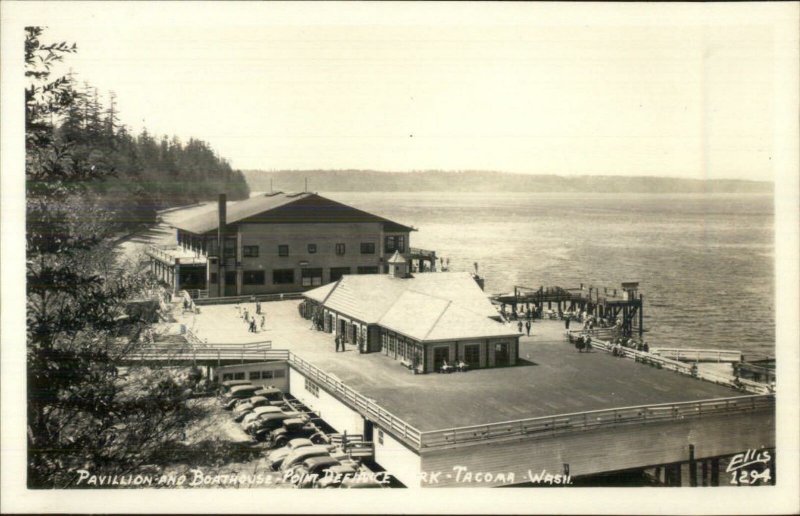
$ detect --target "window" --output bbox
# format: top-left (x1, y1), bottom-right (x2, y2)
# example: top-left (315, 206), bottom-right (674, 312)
top-left (465, 344), bottom-right (480, 368)
top-left (208, 239), bottom-right (219, 256)
top-left (233, 372), bottom-right (245, 380)
top-left (249, 371), bottom-right (261, 380)
top-left (301, 268), bottom-right (323, 287)
top-left (273, 269), bottom-right (294, 284)
top-left (329, 267), bottom-right (351, 282)
top-left (360, 242), bottom-right (375, 254)
top-left (274, 369), bottom-right (285, 378)
top-left (357, 266), bottom-right (379, 275)
top-left (384, 235), bottom-right (406, 253)
top-left (243, 270), bottom-right (265, 285)
top-left (243, 245), bottom-right (259, 258)
top-left (222, 373), bottom-right (233, 381)
top-left (305, 378), bottom-right (320, 397)
top-left (307, 244), bottom-right (317, 254)
top-left (209, 273), bottom-right (218, 284)
top-left (278, 245), bottom-right (289, 257)
top-left (225, 271), bottom-right (237, 286)
top-left (261, 370), bottom-right (274, 379)
top-left (224, 238), bottom-right (237, 258)
top-left (377, 429), bottom-right (384, 445)
top-left (335, 243), bottom-right (346, 256)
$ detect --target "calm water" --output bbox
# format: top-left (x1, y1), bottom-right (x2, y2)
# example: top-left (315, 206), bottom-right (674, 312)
top-left (329, 192), bottom-right (775, 357)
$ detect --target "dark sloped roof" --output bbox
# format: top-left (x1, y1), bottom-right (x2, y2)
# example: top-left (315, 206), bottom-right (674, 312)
top-left (175, 192), bottom-right (414, 235)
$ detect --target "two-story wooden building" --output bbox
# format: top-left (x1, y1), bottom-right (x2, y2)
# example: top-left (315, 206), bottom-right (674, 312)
top-left (151, 192), bottom-right (414, 297)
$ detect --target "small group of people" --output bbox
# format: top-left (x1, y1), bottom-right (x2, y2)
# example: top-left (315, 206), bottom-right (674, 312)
top-left (517, 319), bottom-right (532, 336)
top-left (334, 333), bottom-right (346, 352)
top-left (575, 334), bottom-right (592, 353)
top-left (237, 302), bottom-right (266, 333)
top-left (610, 337), bottom-right (648, 356)
top-left (439, 359), bottom-right (468, 373)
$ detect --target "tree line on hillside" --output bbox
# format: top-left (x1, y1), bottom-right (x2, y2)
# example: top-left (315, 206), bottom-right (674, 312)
top-left (47, 65), bottom-right (249, 232)
top-left (243, 169), bottom-right (772, 194)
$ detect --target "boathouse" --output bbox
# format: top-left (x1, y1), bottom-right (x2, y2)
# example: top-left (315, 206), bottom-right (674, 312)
top-left (148, 192), bottom-right (429, 297)
top-left (302, 253), bottom-right (520, 373)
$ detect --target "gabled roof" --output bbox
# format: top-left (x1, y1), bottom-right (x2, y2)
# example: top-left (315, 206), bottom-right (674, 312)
top-left (304, 272), bottom-right (519, 343)
top-left (387, 251), bottom-right (405, 264)
top-left (175, 192), bottom-right (414, 235)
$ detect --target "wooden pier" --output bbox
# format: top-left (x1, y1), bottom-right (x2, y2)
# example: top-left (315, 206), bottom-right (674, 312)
top-left (492, 281), bottom-right (645, 338)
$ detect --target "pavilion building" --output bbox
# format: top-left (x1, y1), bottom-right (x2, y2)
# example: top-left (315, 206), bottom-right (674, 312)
top-left (302, 253), bottom-right (521, 373)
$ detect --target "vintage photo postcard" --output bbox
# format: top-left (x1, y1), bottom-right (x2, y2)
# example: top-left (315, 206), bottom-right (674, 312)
top-left (1, 1), bottom-right (798, 514)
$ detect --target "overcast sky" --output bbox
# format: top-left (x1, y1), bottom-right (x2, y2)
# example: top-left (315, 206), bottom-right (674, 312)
top-left (9, 2), bottom-right (798, 180)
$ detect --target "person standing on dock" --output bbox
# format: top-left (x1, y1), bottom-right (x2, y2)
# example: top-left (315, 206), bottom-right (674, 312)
top-left (260, 314), bottom-right (266, 330)
top-left (525, 320), bottom-right (531, 336)
top-left (335, 334), bottom-right (341, 352)
top-left (517, 321), bottom-right (523, 334)
top-left (565, 316), bottom-right (571, 330)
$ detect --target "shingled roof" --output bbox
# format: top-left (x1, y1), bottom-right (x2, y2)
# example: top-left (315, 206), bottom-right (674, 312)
top-left (304, 272), bottom-right (519, 343)
top-left (175, 192), bottom-right (414, 235)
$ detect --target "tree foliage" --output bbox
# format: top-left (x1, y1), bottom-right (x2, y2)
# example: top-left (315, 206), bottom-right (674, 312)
top-left (25, 26), bottom-right (198, 488)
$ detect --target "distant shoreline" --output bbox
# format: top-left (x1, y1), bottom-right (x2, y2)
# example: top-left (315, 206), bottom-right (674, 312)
top-left (243, 169), bottom-right (772, 195)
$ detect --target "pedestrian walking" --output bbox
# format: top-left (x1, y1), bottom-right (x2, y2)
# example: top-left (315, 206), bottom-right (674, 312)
top-left (565, 316), bottom-right (571, 330)
top-left (335, 334), bottom-right (341, 352)
top-left (517, 321), bottom-right (523, 333)
top-left (250, 319), bottom-right (256, 333)
top-left (260, 315), bottom-right (266, 330)
top-left (525, 320), bottom-right (531, 336)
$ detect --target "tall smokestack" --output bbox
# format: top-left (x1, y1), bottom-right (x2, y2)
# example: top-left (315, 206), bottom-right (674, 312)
top-left (217, 193), bottom-right (226, 296)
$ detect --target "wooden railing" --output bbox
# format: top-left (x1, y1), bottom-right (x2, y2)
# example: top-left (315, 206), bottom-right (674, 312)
top-left (650, 347), bottom-right (743, 363)
top-left (569, 332), bottom-right (771, 395)
top-left (194, 292), bottom-right (304, 306)
top-left (286, 352), bottom-right (423, 449)
top-left (132, 343), bottom-right (282, 363)
top-left (418, 394), bottom-right (775, 449)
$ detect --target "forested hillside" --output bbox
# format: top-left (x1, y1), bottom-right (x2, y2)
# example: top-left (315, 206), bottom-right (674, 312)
top-left (50, 74), bottom-right (249, 231)
top-left (243, 169), bottom-right (772, 194)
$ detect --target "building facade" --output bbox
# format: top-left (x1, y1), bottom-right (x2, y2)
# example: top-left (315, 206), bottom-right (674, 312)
top-left (302, 258), bottom-right (520, 373)
top-left (149, 192), bottom-right (414, 297)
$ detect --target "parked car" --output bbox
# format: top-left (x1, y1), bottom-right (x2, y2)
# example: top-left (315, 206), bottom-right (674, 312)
top-left (254, 386), bottom-right (287, 406)
top-left (266, 438), bottom-right (316, 471)
top-left (280, 445), bottom-right (336, 472)
top-left (220, 379), bottom-right (252, 392)
top-left (241, 406), bottom-right (286, 431)
top-left (231, 396), bottom-right (270, 422)
top-left (291, 456), bottom-right (342, 488)
top-left (221, 385), bottom-right (259, 410)
top-left (267, 419), bottom-right (326, 449)
top-left (251, 413), bottom-right (307, 441)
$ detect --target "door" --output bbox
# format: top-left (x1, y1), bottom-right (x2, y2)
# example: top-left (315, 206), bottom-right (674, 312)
top-left (494, 342), bottom-right (510, 366)
top-left (368, 326), bottom-right (380, 352)
top-left (433, 347), bottom-right (450, 371)
top-left (224, 271), bottom-right (237, 297)
top-left (464, 344), bottom-right (481, 369)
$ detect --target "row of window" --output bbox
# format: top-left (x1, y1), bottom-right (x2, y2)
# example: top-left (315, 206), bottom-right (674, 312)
top-left (304, 378), bottom-right (320, 398)
top-left (221, 369), bottom-right (286, 382)
top-left (210, 266), bottom-right (380, 286)
top-left (207, 237), bottom-right (404, 258)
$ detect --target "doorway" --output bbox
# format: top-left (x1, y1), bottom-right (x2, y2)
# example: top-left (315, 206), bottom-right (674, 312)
top-left (494, 342), bottom-right (510, 366)
top-left (433, 347), bottom-right (450, 371)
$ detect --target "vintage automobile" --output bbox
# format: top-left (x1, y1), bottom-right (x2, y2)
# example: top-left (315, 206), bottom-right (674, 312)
top-left (290, 456), bottom-right (342, 488)
top-left (266, 418), bottom-right (326, 449)
top-left (220, 379), bottom-right (252, 392)
top-left (220, 385), bottom-right (259, 410)
top-left (266, 438), bottom-right (316, 471)
top-left (253, 386), bottom-right (287, 406)
top-left (251, 413), bottom-right (307, 441)
top-left (280, 445), bottom-right (337, 473)
top-left (241, 406), bottom-right (287, 431)
top-left (231, 396), bottom-right (270, 422)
